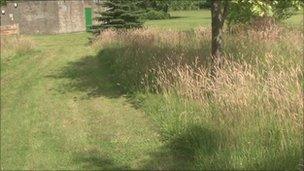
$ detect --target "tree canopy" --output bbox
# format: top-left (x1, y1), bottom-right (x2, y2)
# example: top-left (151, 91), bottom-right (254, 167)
top-left (227, 0), bottom-right (303, 24)
top-left (0, 0), bottom-right (6, 6)
top-left (94, 0), bottom-right (143, 32)
top-left (210, 0), bottom-right (303, 60)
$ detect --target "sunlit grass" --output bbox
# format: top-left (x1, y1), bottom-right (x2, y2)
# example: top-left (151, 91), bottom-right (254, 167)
top-left (144, 10), bottom-right (211, 30)
top-left (285, 10), bottom-right (303, 26)
top-left (0, 33), bottom-right (163, 170)
top-left (144, 9), bottom-right (303, 30)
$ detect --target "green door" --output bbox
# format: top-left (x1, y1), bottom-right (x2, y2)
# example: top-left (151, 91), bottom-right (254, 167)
top-left (85, 8), bottom-right (92, 32)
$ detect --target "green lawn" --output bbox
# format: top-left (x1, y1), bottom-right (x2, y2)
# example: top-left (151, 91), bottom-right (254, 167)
top-left (144, 9), bottom-right (303, 30)
top-left (144, 10), bottom-right (211, 30)
top-left (1, 33), bottom-right (165, 170)
top-left (285, 10), bottom-right (303, 26)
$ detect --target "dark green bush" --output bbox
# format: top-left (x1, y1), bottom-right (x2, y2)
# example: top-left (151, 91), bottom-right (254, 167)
top-left (141, 10), bottom-right (170, 20)
top-left (169, 0), bottom-right (211, 10)
top-left (0, 0), bottom-right (6, 6)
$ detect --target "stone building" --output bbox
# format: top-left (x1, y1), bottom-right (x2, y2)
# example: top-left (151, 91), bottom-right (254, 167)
top-left (0, 0), bottom-right (101, 34)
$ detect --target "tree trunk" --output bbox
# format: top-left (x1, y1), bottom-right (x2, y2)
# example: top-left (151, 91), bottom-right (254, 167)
top-left (211, 0), bottom-right (223, 60)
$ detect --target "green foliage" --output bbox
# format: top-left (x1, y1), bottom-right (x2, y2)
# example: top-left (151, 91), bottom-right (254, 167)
top-left (143, 0), bottom-right (211, 11)
top-left (199, 0), bottom-right (212, 9)
top-left (141, 9), bottom-right (170, 20)
top-left (227, 0), bottom-right (304, 25)
top-left (166, 0), bottom-right (211, 10)
top-left (94, 0), bottom-right (143, 32)
top-left (0, 0), bottom-right (6, 6)
top-left (272, 0), bottom-right (304, 20)
top-left (142, 0), bottom-right (170, 12)
top-left (227, 0), bottom-right (256, 25)
top-left (139, 0), bottom-right (171, 20)
top-left (169, 0), bottom-right (202, 10)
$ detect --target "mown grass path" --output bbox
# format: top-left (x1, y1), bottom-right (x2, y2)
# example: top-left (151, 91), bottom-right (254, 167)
top-left (1, 33), bottom-right (164, 170)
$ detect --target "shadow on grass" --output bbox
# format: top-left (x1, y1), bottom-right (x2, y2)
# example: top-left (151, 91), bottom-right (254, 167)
top-left (45, 44), bottom-right (301, 170)
top-left (46, 53), bottom-right (122, 99)
top-left (46, 48), bottom-right (229, 169)
top-left (169, 16), bottom-right (188, 20)
top-left (73, 150), bottom-right (129, 170)
top-left (143, 124), bottom-right (302, 170)
top-left (143, 124), bottom-right (231, 170)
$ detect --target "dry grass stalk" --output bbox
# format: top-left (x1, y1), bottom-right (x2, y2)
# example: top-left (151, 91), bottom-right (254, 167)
top-left (1, 35), bottom-right (35, 55)
top-left (155, 56), bottom-right (303, 130)
top-left (93, 25), bottom-right (303, 132)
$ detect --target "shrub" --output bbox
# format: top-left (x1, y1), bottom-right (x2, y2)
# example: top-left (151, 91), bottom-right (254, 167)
top-left (169, 0), bottom-right (201, 10)
top-left (93, 0), bottom-right (143, 33)
top-left (141, 10), bottom-right (170, 20)
top-left (168, 0), bottom-right (211, 10)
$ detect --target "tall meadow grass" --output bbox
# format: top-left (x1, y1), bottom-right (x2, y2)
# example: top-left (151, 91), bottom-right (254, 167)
top-left (1, 35), bottom-right (36, 66)
top-left (1, 36), bottom-right (35, 56)
top-left (94, 24), bottom-right (303, 170)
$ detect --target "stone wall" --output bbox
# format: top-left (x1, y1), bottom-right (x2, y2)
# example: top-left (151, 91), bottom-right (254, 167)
top-left (0, 0), bottom-right (98, 34)
top-left (57, 1), bottom-right (86, 33)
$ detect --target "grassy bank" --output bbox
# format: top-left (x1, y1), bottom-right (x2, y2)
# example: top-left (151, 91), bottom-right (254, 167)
top-left (93, 24), bottom-right (303, 170)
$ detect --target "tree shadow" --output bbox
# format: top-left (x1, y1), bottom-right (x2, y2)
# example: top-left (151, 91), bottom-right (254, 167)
top-left (169, 16), bottom-right (188, 20)
top-left (73, 150), bottom-right (130, 170)
top-left (142, 123), bottom-right (303, 170)
top-left (142, 124), bottom-right (232, 170)
top-left (169, 16), bottom-right (210, 20)
top-left (46, 54), bottom-right (122, 99)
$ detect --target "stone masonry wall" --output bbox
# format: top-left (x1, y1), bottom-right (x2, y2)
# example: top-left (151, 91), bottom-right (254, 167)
top-left (1, 1), bottom-right (60, 34)
top-left (0, 0), bottom-right (97, 34)
top-left (57, 0), bottom-right (86, 33)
